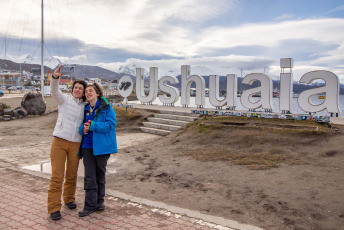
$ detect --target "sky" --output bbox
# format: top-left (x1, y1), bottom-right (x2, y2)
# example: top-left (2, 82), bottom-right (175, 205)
top-left (0, 0), bottom-right (343, 82)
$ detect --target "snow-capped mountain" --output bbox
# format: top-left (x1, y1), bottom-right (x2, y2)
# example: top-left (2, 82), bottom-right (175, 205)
top-left (114, 64), bottom-right (216, 78)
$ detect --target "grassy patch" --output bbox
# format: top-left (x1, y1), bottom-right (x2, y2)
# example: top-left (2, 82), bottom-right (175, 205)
top-left (182, 147), bottom-right (306, 170)
top-left (113, 107), bottom-right (141, 120)
top-left (0, 103), bottom-right (10, 109)
top-left (189, 116), bottom-right (330, 135)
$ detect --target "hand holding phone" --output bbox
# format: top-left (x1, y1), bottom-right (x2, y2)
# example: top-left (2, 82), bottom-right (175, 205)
top-left (60, 66), bottom-right (75, 75)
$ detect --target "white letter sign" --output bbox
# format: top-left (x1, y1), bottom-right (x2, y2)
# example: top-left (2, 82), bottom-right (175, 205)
top-left (181, 65), bottom-right (205, 108)
top-left (298, 71), bottom-right (340, 113)
top-left (158, 75), bottom-right (180, 105)
top-left (240, 73), bottom-right (273, 110)
top-left (209, 74), bottom-right (237, 108)
top-left (136, 67), bottom-right (158, 103)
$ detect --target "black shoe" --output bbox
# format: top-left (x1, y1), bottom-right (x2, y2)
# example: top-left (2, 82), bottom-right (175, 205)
top-left (66, 201), bottom-right (77, 209)
top-left (50, 211), bottom-right (61, 221)
top-left (97, 203), bottom-right (105, 211)
top-left (78, 209), bottom-right (95, 217)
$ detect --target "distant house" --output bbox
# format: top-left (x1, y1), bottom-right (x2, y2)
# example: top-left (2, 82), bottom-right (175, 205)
top-left (48, 76), bottom-right (73, 89)
top-left (0, 72), bottom-right (22, 87)
top-left (100, 79), bottom-right (109, 87)
top-left (89, 78), bottom-right (101, 84)
top-left (109, 82), bottom-right (118, 90)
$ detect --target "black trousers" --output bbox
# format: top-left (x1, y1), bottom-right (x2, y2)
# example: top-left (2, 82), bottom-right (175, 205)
top-left (81, 148), bottom-right (110, 211)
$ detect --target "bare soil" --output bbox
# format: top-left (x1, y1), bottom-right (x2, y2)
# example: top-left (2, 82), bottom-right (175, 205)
top-left (1, 96), bottom-right (344, 230)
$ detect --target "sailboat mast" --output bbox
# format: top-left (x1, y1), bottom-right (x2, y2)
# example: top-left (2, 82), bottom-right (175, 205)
top-left (41, 0), bottom-right (44, 97)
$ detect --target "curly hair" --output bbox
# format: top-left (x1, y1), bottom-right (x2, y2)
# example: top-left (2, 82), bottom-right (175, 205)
top-left (72, 79), bottom-right (87, 101)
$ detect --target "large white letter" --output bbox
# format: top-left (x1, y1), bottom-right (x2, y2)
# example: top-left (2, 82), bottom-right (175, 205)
top-left (136, 67), bottom-right (158, 104)
top-left (279, 58), bottom-right (293, 112)
top-left (298, 71), bottom-right (340, 113)
top-left (158, 76), bottom-right (180, 105)
top-left (208, 74), bottom-right (237, 109)
top-left (240, 73), bottom-right (273, 110)
top-left (181, 65), bottom-right (205, 108)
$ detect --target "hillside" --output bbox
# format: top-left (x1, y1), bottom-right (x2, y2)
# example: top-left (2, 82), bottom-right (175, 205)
top-left (0, 59), bottom-right (132, 81)
top-left (0, 59), bottom-right (51, 73)
top-left (106, 111), bottom-right (344, 230)
top-left (53, 64), bottom-right (129, 81)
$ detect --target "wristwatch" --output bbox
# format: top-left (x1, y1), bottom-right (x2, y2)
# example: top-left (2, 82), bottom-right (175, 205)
top-left (52, 75), bottom-right (59, 79)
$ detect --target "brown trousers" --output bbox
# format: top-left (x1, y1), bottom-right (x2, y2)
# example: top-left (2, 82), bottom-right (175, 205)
top-left (47, 137), bottom-right (80, 214)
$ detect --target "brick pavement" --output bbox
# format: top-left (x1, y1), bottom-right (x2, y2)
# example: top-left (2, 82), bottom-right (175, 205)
top-left (0, 166), bottom-right (234, 230)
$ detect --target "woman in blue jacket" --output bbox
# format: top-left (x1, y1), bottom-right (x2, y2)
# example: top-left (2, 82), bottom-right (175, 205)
top-left (78, 83), bottom-right (117, 217)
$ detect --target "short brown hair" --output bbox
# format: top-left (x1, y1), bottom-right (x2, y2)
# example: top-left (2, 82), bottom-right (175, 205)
top-left (86, 82), bottom-right (103, 98)
top-left (72, 79), bottom-right (87, 101)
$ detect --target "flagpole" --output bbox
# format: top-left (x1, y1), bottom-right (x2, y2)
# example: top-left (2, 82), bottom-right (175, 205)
top-left (40, 0), bottom-right (44, 98)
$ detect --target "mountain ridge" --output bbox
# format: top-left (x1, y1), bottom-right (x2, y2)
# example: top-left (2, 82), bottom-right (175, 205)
top-left (1, 59), bottom-right (343, 94)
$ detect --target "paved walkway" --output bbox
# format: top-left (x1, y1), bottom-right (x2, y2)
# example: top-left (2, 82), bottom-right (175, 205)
top-left (0, 166), bottom-right (244, 230)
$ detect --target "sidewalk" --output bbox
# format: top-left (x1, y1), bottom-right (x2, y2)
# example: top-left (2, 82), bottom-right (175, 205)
top-left (0, 166), bottom-right (238, 230)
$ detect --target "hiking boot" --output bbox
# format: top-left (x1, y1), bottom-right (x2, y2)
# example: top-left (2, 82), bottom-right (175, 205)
top-left (78, 209), bottom-right (95, 217)
top-left (66, 201), bottom-right (77, 209)
top-left (97, 203), bottom-right (105, 211)
top-left (50, 211), bottom-right (61, 221)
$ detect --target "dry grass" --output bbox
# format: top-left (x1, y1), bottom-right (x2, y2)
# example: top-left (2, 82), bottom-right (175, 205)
top-left (192, 115), bottom-right (330, 135)
top-left (0, 103), bottom-right (10, 109)
top-left (179, 115), bottom-right (333, 169)
top-left (113, 106), bottom-right (141, 120)
top-left (183, 147), bottom-right (307, 170)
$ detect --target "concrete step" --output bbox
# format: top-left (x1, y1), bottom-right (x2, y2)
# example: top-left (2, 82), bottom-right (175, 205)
top-left (143, 122), bottom-right (181, 131)
top-left (159, 110), bottom-right (200, 117)
top-left (147, 117), bottom-right (189, 127)
top-left (155, 113), bottom-right (198, 122)
top-left (140, 127), bottom-right (171, 136)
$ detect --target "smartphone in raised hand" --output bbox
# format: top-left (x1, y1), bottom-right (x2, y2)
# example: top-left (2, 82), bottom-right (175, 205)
top-left (60, 66), bottom-right (75, 74)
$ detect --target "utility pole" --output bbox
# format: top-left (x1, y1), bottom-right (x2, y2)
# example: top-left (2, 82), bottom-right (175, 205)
top-left (40, 0), bottom-right (44, 98)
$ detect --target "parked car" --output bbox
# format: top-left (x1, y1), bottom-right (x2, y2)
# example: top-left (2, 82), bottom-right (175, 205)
top-left (8, 86), bottom-right (17, 91)
top-left (0, 90), bottom-right (4, 97)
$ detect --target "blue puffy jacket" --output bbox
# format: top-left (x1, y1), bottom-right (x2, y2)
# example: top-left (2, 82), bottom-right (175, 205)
top-left (79, 97), bottom-right (117, 155)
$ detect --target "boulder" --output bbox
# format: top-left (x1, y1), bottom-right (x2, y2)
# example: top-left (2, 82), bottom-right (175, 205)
top-left (21, 93), bottom-right (46, 115)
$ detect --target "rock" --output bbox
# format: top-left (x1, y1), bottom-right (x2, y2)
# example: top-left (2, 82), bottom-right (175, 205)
top-left (2, 115), bottom-right (11, 121)
top-left (12, 109), bottom-right (19, 118)
top-left (13, 107), bottom-right (27, 118)
top-left (3, 108), bottom-right (14, 117)
top-left (21, 93), bottom-right (46, 115)
top-left (17, 108), bottom-right (27, 117)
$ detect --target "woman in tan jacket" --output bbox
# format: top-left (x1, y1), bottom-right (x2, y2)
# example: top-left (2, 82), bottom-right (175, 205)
top-left (48, 65), bottom-right (87, 221)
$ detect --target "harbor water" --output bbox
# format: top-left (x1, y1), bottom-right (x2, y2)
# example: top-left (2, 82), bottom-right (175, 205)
top-left (131, 95), bottom-right (344, 117)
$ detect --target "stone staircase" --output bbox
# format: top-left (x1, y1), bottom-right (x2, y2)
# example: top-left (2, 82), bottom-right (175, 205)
top-left (140, 110), bottom-right (200, 136)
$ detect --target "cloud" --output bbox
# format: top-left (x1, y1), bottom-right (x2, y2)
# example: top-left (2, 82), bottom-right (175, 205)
top-left (97, 55), bottom-right (274, 77)
top-left (274, 14), bottom-right (294, 21)
top-left (1, 1), bottom-right (343, 83)
top-left (328, 5), bottom-right (344, 13)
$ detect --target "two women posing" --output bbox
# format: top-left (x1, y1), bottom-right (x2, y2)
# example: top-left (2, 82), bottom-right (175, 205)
top-left (48, 65), bottom-right (117, 220)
